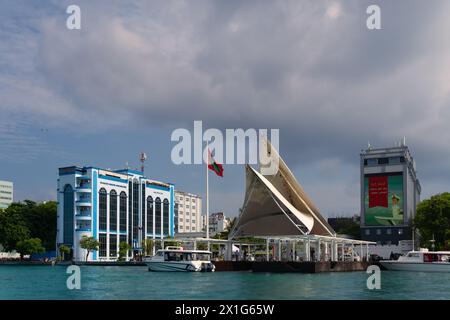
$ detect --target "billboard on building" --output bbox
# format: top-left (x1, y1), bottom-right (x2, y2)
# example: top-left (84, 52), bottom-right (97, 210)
top-left (364, 174), bottom-right (404, 226)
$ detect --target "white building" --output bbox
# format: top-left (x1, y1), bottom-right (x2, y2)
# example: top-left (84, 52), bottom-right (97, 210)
top-left (175, 191), bottom-right (201, 233)
top-left (0, 180), bottom-right (13, 209)
top-left (57, 166), bottom-right (175, 262)
top-left (208, 212), bottom-right (231, 236)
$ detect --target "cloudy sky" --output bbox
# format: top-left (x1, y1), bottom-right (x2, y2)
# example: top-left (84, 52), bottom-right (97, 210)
top-left (1, 0), bottom-right (450, 218)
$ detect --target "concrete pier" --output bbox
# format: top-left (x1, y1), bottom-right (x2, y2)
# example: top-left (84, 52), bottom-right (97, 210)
top-left (214, 261), bottom-right (371, 273)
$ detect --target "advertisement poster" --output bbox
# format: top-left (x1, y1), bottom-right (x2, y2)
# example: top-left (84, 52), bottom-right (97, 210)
top-left (364, 174), bottom-right (403, 226)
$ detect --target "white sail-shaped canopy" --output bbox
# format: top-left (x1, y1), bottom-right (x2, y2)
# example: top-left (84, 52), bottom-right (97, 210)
top-left (229, 141), bottom-right (335, 239)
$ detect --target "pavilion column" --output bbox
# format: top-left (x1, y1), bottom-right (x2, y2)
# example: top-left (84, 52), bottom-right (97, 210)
top-left (225, 241), bottom-right (232, 261)
top-left (266, 238), bottom-right (270, 262)
top-left (293, 241), bottom-right (296, 261)
top-left (278, 240), bottom-right (282, 261)
top-left (366, 243), bottom-right (369, 261)
top-left (360, 243), bottom-right (363, 262)
top-left (317, 239), bottom-right (321, 262)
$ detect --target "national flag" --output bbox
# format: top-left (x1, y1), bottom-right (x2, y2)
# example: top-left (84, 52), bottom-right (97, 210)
top-left (208, 149), bottom-right (224, 177)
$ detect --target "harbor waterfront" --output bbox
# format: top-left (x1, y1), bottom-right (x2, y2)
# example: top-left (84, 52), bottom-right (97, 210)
top-left (1, 265), bottom-right (450, 300)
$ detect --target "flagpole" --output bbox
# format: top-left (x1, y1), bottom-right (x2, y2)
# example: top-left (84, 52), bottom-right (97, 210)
top-left (206, 142), bottom-right (210, 251)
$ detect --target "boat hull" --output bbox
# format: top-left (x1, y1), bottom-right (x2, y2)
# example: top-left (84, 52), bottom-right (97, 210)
top-left (380, 261), bottom-right (450, 272)
top-left (147, 261), bottom-right (215, 272)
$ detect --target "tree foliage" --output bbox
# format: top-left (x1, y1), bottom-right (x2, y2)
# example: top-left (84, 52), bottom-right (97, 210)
top-left (16, 238), bottom-right (45, 259)
top-left (0, 201), bottom-right (57, 252)
top-left (414, 192), bottom-right (450, 250)
top-left (79, 236), bottom-right (100, 261)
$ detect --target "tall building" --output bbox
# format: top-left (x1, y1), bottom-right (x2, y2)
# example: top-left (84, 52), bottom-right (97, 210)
top-left (57, 166), bottom-right (175, 261)
top-left (175, 191), bottom-right (201, 233)
top-left (360, 142), bottom-right (421, 247)
top-left (0, 180), bottom-right (13, 209)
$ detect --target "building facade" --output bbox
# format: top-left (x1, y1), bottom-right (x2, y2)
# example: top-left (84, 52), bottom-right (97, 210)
top-left (57, 166), bottom-right (174, 261)
top-left (360, 143), bottom-right (421, 246)
top-left (208, 212), bottom-right (231, 236)
top-left (175, 191), bottom-right (201, 233)
top-left (0, 180), bottom-right (13, 209)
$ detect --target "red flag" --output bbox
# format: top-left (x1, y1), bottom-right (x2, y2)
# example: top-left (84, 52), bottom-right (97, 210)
top-left (208, 149), bottom-right (224, 177)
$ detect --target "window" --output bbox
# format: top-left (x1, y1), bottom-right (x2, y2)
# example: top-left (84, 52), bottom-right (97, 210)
top-left (119, 235), bottom-right (127, 249)
top-left (109, 190), bottom-right (117, 232)
top-left (386, 228), bottom-right (392, 235)
top-left (389, 157), bottom-right (400, 165)
top-left (378, 157), bottom-right (389, 165)
top-left (99, 233), bottom-right (107, 257)
top-left (365, 229), bottom-right (370, 235)
top-left (398, 229), bottom-right (403, 235)
top-left (132, 181), bottom-right (139, 245)
top-left (376, 229), bottom-right (381, 235)
top-left (63, 185), bottom-right (74, 246)
top-left (128, 181), bottom-right (132, 246)
top-left (99, 188), bottom-right (107, 231)
top-left (174, 202), bottom-right (179, 234)
top-left (192, 219), bottom-right (196, 224)
top-left (119, 192), bottom-right (127, 232)
top-left (180, 218), bottom-right (183, 222)
top-left (155, 198), bottom-right (161, 235)
top-left (163, 199), bottom-right (169, 235)
top-left (109, 234), bottom-right (117, 258)
top-left (186, 219), bottom-right (190, 223)
top-left (192, 227), bottom-right (196, 231)
top-left (147, 196), bottom-right (153, 234)
top-left (142, 184), bottom-right (146, 234)
top-left (367, 158), bottom-right (377, 166)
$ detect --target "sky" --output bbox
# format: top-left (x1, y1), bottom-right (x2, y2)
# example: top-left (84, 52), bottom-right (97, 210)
top-left (1, 0), bottom-right (450, 218)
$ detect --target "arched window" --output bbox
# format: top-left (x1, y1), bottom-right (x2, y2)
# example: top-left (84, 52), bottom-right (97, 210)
top-left (155, 198), bottom-right (162, 235)
top-left (132, 180), bottom-right (139, 245)
top-left (99, 188), bottom-right (107, 231)
top-left (63, 184), bottom-right (74, 246)
top-left (163, 199), bottom-right (169, 235)
top-left (174, 202), bottom-right (179, 233)
top-left (109, 190), bottom-right (117, 232)
top-left (119, 192), bottom-right (127, 233)
top-left (142, 184), bottom-right (146, 234)
top-left (147, 196), bottom-right (153, 235)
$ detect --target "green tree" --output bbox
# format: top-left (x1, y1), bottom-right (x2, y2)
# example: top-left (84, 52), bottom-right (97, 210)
top-left (16, 238), bottom-right (45, 260)
top-left (143, 239), bottom-right (154, 256)
top-left (59, 245), bottom-right (71, 261)
top-left (79, 236), bottom-right (100, 261)
top-left (414, 193), bottom-right (450, 250)
top-left (0, 206), bottom-right (30, 251)
top-left (118, 241), bottom-right (131, 261)
top-left (0, 200), bottom-right (57, 252)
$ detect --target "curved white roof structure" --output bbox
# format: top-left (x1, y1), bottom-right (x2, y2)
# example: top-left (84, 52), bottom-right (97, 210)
top-left (229, 140), bottom-right (336, 239)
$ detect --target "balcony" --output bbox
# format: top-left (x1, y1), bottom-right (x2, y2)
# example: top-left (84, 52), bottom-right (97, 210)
top-left (75, 227), bottom-right (92, 232)
top-left (75, 214), bottom-right (92, 220)
top-left (76, 185), bottom-right (92, 193)
top-left (76, 200), bottom-right (92, 207)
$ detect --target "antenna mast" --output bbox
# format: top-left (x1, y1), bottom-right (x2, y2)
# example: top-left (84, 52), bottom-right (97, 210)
top-left (140, 152), bottom-right (147, 174)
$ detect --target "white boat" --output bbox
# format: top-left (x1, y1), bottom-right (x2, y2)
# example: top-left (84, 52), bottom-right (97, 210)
top-left (145, 246), bottom-right (216, 272)
top-left (380, 249), bottom-right (450, 272)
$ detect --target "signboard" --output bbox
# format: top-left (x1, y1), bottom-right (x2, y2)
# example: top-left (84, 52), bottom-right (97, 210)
top-left (364, 174), bottom-right (403, 226)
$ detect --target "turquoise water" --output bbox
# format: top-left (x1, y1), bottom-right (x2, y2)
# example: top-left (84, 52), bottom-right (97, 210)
top-left (1, 265), bottom-right (449, 300)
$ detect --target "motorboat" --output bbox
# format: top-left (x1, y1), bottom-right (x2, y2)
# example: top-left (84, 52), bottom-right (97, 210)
top-left (380, 249), bottom-right (450, 272)
top-left (146, 246), bottom-right (215, 272)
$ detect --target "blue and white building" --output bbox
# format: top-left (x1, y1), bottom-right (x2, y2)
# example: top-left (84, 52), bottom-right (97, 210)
top-left (57, 166), bottom-right (175, 261)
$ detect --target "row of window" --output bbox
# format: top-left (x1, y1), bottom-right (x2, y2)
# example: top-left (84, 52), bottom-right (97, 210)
top-left (178, 218), bottom-right (196, 223)
top-left (98, 188), bottom-right (170, 235)
top-left (364, 156), bottom-right (405, 166)
top-left (99, 233), bottom-right (127, 258)
top-left (0, 190), bottom-right (12, 195)
top-left (365, 228), bottom-right (404, 236)
top-left (179, 226), bottom-right (196, 231)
